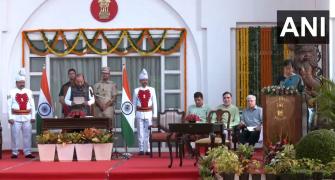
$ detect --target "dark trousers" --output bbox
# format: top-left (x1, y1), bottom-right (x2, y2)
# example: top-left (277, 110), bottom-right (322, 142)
top-left (239, 130), bottom-right (260, 146)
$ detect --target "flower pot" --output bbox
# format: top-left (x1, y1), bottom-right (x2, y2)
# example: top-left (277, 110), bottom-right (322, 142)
top-left (280, 173), bottom-right (294, 180)
top-left (219, 172), bottom-right (235, 180)
top-left (265, 174), bottom-right (278, 180)
top-left (239, 173), bottom-right (249, 180)
top-left (93, 143), bottom-right (113, 161)
top-left (312, 172), bottom-right (323, 180)
top-left (56, 144), bottom-right (75, 162)
top-left (75, 144), bottom-right (93, 161)
top-left (38, 144), bottom-right (56, 162)
top-left (251, 174), bottom-right (261, 180)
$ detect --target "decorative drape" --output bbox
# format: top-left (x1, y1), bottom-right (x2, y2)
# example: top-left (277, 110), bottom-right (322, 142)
top-left (22, 28), bottom-right (186, 66)
top-left (271, 27), bottom-right (284, 84)
top-left (236, 28), bottom-right (249, 108)
top-left (260, 28), bottom-right (272, 88)
top-left (236, 27), bottom-right (287, 108)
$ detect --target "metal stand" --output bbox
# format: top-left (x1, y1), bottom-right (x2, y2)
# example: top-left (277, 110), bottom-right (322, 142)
top-left (110, 109), bottom-right (132, 160)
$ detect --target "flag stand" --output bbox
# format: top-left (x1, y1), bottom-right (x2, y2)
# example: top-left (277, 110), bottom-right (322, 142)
top-left (111, 111), bottom-right (131, 160)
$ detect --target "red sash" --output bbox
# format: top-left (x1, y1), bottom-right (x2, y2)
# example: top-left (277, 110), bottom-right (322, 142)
top-left (15, 93), bottom-right (28, 110)
top-left (138, 90), bottom-right (151, 108)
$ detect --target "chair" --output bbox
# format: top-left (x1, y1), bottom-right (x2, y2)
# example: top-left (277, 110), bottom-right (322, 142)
top-left (194, 109), bottom-right (231, 153)
top-left (149, 110), bottom-right (185, 158)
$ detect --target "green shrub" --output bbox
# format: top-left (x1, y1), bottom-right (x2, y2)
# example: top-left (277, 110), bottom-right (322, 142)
top-left (296, 129), bottom-right (335, 163)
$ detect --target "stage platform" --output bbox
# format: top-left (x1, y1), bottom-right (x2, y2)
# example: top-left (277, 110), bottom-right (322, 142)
top-left (0, 151), bottom-right (200, 180)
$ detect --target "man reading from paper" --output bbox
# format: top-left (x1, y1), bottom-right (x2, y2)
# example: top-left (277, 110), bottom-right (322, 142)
top-left (65, 74), bottom-right (95, 117)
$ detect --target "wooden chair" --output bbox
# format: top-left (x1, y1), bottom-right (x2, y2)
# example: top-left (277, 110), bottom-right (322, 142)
top-left (194, 109), bottom-right (231, 152)
top-left (149, 110), bottom-right (185, 158)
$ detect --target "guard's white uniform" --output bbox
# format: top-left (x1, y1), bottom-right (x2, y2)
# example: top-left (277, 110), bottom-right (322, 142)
top-left (133, 86), bottom-right (157, 152)
top-left (7, 88), bottom-right (35, 156)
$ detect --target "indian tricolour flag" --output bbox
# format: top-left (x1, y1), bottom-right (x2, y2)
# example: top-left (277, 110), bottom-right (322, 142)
top-left (120, 65), bottom-right (135, 146)
top-left (36, 66), bottom-right (53, 135)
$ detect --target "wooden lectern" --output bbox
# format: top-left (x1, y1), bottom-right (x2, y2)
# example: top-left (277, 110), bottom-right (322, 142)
top-left (262, 95), bottom-right (303, 146)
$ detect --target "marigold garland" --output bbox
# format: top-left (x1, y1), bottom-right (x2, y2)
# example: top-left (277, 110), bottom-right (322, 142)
top-left (23, 29), bottom-right (185, 56)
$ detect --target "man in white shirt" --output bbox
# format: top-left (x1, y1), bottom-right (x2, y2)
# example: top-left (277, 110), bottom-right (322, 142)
top-left (65, 74), bottom-right (95, 117)
top-left (133, 69), bottom-right (157, 155)
top-left (7, 69), bottom-right (35, 159)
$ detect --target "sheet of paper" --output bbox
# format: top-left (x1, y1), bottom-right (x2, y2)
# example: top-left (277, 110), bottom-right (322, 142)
top-left (73, 97), bottom-right (85, 105)
top-left (247, 126), bottom-right (257, 131)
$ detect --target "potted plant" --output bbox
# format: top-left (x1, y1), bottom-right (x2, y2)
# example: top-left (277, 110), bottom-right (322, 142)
top-left (236, 144), bottom-right (256, 180)
top-left (36, 131), bottom-right (58, 162)
top-left (92, 129), bottom-right (113, 161)
top-left (264, 166), bottom-right (278, 180)
top-left (56, 132), bottom-right (75, 162)
top-left (74, 128), bottom-right (94, 161)
top-left (214, 148), bottom-right (242, 180)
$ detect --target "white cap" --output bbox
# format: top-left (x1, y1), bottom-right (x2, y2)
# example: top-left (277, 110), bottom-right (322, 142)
top-left (139, 68), bottom-right (148, 80)
top-left (16, 68), bottom-right (26, 82)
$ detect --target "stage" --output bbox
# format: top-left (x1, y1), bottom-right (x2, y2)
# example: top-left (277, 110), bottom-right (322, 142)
top-left (0, 151), bottom-right (200, 180)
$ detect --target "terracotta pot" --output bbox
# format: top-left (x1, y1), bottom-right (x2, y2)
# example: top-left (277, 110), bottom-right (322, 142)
top-left (312, 172), bottom-right (323, 180)
top-left (239, 173), bottom-right (249, 180)
top-left (265, 174), bottom-right (278, 180)
top-left (93, 143), bottom-right (113, 161)
top-left (75, 144), bottom-right (93, 161)
top-left (219, 172), bottom-right (235, 180)
top-left (38, 144), bottom-right (56, 162)
top-left (56, 144), bottom-right (75, 162)
top-left (251, 174), bottom-right (261, 180)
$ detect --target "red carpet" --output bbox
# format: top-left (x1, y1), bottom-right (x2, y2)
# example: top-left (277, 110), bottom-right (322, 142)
top-left (0, 152), bottom-right (200, 180)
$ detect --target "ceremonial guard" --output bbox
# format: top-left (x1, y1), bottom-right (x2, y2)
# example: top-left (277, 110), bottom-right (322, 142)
top-left (94, 67), bottom-right (117, 124)
top-left (133, 69), bottom-right (157, 155)
top-left (7, 69), bottom-right (35, 158)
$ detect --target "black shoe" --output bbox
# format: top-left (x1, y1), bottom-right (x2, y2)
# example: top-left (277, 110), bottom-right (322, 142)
top-left (11, 154), bottom-right (18, 159)
top-left (145, 152), bottom-right (150, 155)
top-left (25, 154), bottom-right (35, 159)
top-left (138, 151), bottom-right (144, 155)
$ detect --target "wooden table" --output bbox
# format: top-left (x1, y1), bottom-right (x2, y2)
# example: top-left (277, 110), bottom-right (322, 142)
top-left (41, 117), bottom-right (111, 130)
top-left (167, 123), bottom-right (217, 168)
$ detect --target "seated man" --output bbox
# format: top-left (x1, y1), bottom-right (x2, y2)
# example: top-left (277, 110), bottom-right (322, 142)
top-left (184, 92), bottom-right (211, 154)
top-left (213, 91), bottom-right (240, 146)
top-left (187, 92), bottom-right (211, 123)
top-left (214, 91), bottom-right (240, 128)
top-left (238, 95), bottom-right (262, 146)
top-left (65, 74), bottom-right (95, 117)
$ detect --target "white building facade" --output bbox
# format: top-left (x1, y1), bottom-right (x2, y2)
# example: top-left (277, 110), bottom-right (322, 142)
top-left (0, 0), bottom-right (332, 149)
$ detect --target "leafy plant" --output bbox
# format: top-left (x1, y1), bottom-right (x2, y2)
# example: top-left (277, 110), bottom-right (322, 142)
top-left (91, 130), bottom-right (113, 143)
top-left (57, 132), bottom-right (74, 144)
top-left (265, 144), bottom-right (297, 174)
top-left (316, 77), bottom-right (335, 128)
top-left (214, 147), bottom-right (242, 175)
top-left (237, 144), bottom-right (254, 160)
top-left (81, 128), bottom-right (100, 143)
top-left (296, 129), bottom-right (335, 163)
top-left (36, 131), bottom-right (58, 144)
